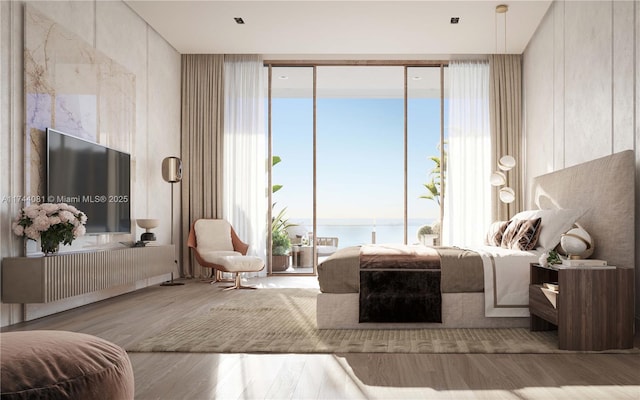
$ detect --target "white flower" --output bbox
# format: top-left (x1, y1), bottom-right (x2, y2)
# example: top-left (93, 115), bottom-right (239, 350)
top-left (24, 225), bottom-right (40, 240)
top-left (538, 252), bottom-right (549, 267)
top-left (65, 204), bottom-right (80, 214)
top-left (12, 222), bottom-right (24, 236)
top-left (49, 216), bottom-right (62, 225)
top-left (24, 205), bottom-right (40, 219)
top-left (41, 203), bottom-right (59, 214)
top-left (73, 225), bottom-right (86, 238)
top-left (33, 215), bottom-right (51, 231)
top-left (58, 210), bottom-right (74, 223)
top-left (79, 213), bottom-right (87, 224)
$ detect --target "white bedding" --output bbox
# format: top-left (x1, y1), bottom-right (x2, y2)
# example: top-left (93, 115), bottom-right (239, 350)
top-left (316, 244), bottom-right (539, 328)
top-left (473, 245), bottom-right (543, 317)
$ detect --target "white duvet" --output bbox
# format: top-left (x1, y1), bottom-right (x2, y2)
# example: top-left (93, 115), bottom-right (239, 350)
top-left (472, 245), bottom-right (543, 317)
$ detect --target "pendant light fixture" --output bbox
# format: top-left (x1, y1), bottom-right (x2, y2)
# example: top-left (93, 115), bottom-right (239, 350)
top-left (495, 4), bottom-right (509, 54)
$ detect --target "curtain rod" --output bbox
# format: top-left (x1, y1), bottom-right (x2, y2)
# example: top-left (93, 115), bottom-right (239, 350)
top-left (263, 60), bottom-right (449, 67)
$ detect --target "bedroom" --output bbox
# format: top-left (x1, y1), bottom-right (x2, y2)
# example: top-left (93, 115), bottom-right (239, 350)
top-left (1, 1), bottom-right (639, 399)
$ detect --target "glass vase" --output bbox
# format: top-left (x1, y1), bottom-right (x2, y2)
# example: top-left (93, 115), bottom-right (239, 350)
top-left (40, 234), bottom-right (60, 256)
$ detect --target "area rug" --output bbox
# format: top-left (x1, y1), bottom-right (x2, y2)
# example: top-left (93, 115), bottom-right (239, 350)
top-left (126, 288), bottom-right (636, 354)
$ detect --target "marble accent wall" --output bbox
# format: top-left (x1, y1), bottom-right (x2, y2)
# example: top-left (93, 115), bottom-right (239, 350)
top-left (523, 0), bottom-right (640, 324)
top-left (0, 0), bottom-right (181, 326)
top-left (25, 5), bottom-right (136, 201)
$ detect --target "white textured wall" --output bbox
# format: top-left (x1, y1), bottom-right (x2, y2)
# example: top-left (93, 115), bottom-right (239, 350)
top-left (523, 0), bottom-right (640, 324)
top-left (0, 0), bottom-right (181, 326)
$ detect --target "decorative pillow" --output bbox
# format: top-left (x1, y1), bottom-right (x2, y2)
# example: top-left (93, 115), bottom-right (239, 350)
top-left (501, 220), bottom-right (518, 248)
top-left (485, 220), bottom-right (510, 246)
top-left (501, 218), bottom-right (542, 251)
top-left (500, 220), bottom-right (519, 248)
top-left (510, 208), bottom-right (585, 250)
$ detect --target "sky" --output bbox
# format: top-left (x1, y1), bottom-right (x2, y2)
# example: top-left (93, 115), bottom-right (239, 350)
top-left (272, 95), bottom-right (445, 226)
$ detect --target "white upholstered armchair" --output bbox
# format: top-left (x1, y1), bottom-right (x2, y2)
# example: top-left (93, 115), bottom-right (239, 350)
top-left (187, 219), bottom-right (264, 290)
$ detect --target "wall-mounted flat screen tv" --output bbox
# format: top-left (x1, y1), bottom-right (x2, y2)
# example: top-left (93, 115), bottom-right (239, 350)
top-left (46, 128), bottom-right (131, 234)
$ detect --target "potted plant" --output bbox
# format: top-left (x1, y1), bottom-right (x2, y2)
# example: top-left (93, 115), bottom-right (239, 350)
top-left (420, 153), bottom-right (443, 206)
top-left (271, 208), bottom-right (292, 271)
top-left (271, 155), bottom-right (295, 271)
top-left (272, 218), bottom-right (291, 256)
top-left (417, 224), bottom-right (438, 246)
top-left (272, 207), bottom-right (296, 253)
top-left (419, 144), bottom-right (446, 246)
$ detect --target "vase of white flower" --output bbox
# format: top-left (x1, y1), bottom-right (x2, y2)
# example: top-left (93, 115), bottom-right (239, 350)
top-left (12, 203), bottom-right (87, 255)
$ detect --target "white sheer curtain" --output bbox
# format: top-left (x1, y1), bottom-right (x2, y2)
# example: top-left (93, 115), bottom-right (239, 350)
top-left (442, 61), bottom-right (491, 247)
top-left (223, 55), bottom-right (267, 275)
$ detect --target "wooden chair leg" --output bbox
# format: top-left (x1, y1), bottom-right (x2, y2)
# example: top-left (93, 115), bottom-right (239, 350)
top-left (202, 269), bottom-right (235, 285)
top-left (216, 270), bottom-right (234, 282)
top-left (199, 268), bottom-right (216, 283)
top-left (220, 273), bottom-right (258, 290)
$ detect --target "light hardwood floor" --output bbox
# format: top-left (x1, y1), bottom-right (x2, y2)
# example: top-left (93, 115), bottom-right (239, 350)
top-left (2, 276), bottom-right (639, 400)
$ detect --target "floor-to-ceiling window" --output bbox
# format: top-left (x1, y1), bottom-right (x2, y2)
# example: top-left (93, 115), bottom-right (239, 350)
top-left (317, 66), bottom-right (404, 247)
top-left (267, 62), bottom-right (447, 275)
top-left (269, 66), bottom-right (314, 273)
top-left (408, 66), bottom-right (448, 246)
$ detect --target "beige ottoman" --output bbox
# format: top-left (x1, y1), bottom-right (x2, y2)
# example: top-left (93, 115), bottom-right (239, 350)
top-left (199, 252), bottom-right (265, 289)
top-left (200, 251), bottom-right (264, 290)
top-left (1, 330), bottom-right (134, 400)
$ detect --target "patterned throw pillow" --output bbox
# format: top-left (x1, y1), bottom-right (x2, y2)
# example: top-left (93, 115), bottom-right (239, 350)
top-left (501, 218), bottom-right (542, 251)
top-left (485, 220), bottom-right (510, 246)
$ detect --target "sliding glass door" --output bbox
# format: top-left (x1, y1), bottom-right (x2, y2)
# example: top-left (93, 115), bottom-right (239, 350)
top-left (407, 66), bottom-right (448, 246)
top-left (269, 66), bottom-right (314, 274)
top-left (316, 66), bottom-right (404, 247)
top-left (267, 63), bottom-right (448, 275)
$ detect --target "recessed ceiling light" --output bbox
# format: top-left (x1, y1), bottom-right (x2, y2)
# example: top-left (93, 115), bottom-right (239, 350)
top-left (234, 17), bottom-right (245, 24)
top-left (450, 17), bottom-right (460, 24)
top-left (278, 75), bottom-right (288, 80)
top-left (411, 76), bottom-right (422, 81)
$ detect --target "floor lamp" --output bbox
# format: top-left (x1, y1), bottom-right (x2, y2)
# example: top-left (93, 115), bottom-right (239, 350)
top-left (160, 156), bottom-right (184, 286)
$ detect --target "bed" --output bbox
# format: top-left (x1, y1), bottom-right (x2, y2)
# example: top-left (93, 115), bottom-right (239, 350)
top-left (316, 150), bottom-right (635, 329)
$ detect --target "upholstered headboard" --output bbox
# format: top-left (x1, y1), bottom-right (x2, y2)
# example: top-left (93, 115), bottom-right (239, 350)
top-left (529, 150), bottom-right (635, 271)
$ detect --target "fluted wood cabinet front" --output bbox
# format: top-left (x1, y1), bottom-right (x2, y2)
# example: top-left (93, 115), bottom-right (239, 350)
top-left (2, 245), bottom-right (175, 304)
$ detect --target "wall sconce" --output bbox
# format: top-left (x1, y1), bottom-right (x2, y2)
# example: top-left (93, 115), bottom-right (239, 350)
top-left (491, 155), bottom-right (516, 204)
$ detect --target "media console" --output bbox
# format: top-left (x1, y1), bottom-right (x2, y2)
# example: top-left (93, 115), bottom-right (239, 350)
top-left (2, 245), bottom-right (175, 319)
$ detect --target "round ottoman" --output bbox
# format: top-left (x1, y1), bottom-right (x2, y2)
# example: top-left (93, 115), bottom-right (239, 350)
top-left (1, 330), bottom-right (134, 400)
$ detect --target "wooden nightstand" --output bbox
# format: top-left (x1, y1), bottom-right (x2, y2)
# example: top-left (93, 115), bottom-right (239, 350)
top-left (529, 263), bottom-right (634, 351)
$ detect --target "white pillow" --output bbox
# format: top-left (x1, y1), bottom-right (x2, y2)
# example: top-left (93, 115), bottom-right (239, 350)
top-left (511, 208), bottom-right (585, 250)
top-left (194, 219), bottom-right (234, 253)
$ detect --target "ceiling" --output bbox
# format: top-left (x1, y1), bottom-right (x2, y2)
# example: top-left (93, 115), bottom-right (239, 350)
top-left (124, 0), bottom-right (553, 56)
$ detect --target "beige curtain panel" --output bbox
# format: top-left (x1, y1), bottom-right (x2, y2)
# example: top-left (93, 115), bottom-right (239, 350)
top-left (180, 54), bottom-right (225, 278)
top-left (489, 54), bottom-right (523, 221)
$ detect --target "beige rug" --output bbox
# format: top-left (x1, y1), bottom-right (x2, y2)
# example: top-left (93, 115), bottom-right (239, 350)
top-left (127, 288), bottom-right (635, 354)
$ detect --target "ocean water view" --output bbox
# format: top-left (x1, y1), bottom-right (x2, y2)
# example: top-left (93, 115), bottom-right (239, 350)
top-left (290, 218), bottom-right (436, 249)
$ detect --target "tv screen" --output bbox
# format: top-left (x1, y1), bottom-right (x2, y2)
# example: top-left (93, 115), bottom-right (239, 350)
top-left (46, 128), bottom-right (131, 234)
